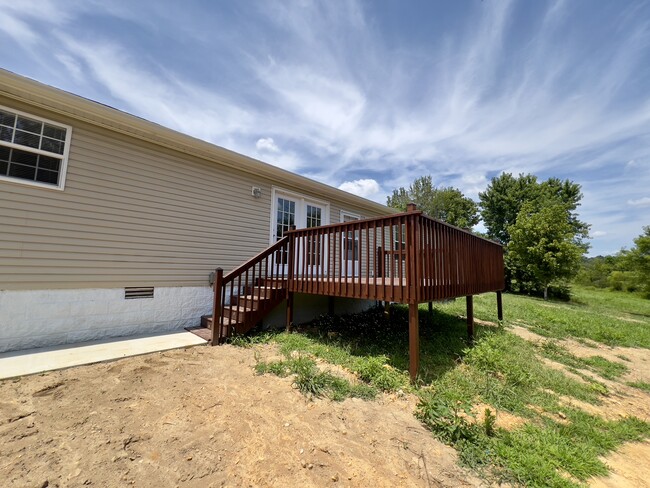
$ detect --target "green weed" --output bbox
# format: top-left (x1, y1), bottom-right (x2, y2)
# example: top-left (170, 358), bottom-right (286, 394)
top-left (627, 381), bottom-right (650, 392)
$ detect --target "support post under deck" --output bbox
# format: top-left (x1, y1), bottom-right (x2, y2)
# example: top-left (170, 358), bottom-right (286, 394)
top-left (286, 291), bottom-right (294, 333)
top-left (428, 302), bottom-right (433, 315)
top-left (466, 295), bottom-right (474, 345)
top-left (496, 290), bottom-right (503, 321)
top-left (409, 303), bottom-right (419, 382)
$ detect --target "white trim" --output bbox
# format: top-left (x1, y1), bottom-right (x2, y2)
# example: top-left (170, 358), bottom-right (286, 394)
top-left (269, 186), bottom-right (331, 244)
top-left (0, 103), bottom-right (72, 191)
top-left (340, 210), bottom-right (361, 222)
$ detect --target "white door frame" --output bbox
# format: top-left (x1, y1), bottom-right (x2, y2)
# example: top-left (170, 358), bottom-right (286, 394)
top-left (270, 187), bottom-right (331, 276)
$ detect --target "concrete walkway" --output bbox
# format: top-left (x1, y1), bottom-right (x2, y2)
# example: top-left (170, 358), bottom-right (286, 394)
top-left (0, 331), bottom-right (207, 380)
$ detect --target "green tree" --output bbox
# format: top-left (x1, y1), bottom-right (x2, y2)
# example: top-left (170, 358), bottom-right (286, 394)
top-left (387, 176), bottom-right (479, 229)
top-left (478, 173), bottom-right (539, 243)
top-left (625, 226), bottom-right (650, 297)
top-left (507, 200), bottom-right (589, 299)
top-left (479, 173), bottom-right (587, 244)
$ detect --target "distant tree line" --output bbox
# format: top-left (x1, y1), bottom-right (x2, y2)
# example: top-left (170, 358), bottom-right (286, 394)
top-left (388, 173), bottom-right (591, 299)
top-left (575, 227), bottom-right (650, 298)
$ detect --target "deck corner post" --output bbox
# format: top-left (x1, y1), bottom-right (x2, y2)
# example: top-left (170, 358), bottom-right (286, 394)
top-left (496, 290), bottom-right (503, 322)
top-left (466, 295), bottom-right (474, 345)
top-left (211, 267), bottom-right (223, 346)
top-left (408, 302), bottom-right (419, 382)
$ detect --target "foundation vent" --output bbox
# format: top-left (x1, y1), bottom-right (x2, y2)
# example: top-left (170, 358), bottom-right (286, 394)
top-left (125, 286), bottom-right (154, 299)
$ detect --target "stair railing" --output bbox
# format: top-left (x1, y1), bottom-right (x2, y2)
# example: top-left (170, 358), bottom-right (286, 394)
top-left (211, 235), bottom-right (290, 344)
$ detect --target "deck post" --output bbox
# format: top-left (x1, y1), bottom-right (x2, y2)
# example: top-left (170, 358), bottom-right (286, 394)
top-left (496, 290), bottom-right (503, 321)
top-left (286, 291), bottom-right (294, 332)
top-left (466, 295), bottom-right (474, 345)
top-left (211, 268), bottom-right (223, 346)
top-left (286, 226), bottom-right (296, 332)
top-left (328, 296), bottom-right (335, 315)
top-left (428, 302), bottom-right (433, 315)
top-left (408, 303), bottom-right (419, 382)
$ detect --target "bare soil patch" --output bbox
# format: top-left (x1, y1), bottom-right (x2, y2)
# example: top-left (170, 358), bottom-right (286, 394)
top-left (0, 344), bottom-right (483, 487)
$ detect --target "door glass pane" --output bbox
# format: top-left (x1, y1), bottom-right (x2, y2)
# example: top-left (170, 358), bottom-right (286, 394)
top-left (276, 197), bottom-right (296, 240)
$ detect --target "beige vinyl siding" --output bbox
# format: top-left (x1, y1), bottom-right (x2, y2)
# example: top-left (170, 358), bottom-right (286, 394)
top-left (1, 99), bottom-right (268, 289)
top-left (0, 97), bottom-right (390, 290)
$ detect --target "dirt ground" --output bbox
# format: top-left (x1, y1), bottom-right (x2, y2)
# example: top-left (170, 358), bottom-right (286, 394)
top-left (0, 344), bottom-right (483, 488)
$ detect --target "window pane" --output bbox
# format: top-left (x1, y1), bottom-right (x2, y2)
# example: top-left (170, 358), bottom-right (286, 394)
top-left (36, 168), bottom-right (59, 184)
top-left (0, 146), bottom-right (9, 162)
top-left (39, 155), bottom-right (61, 171)
top-left (14, 130), bottom-right (40, 149)
top-left (43, 124), bottom-right (66, 141)
top-left (0, 125), bottom-right (13, 142)
top-left (40, 137), bottom-right (64, 154)
top-left (8, 163), bottom-right (36, 180)
top-left (11, 149), bottom-right (38, 167)
top-left (0, 110), bottom-right (16, 127)
top-left (15, 116), bottom-right (42, 134)
top-left (0, 160), bottom-right (7, 175)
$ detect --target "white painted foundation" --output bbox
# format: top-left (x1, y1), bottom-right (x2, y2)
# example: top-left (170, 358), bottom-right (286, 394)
top-left (0, 286), bottom-right (213, 353)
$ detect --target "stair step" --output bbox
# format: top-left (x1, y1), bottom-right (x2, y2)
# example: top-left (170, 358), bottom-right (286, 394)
top-left (221, 305), bottom-right (253, 321)
top-left (201, 315), bottom-right (242, 328)
top-left (243, 286), bottom-right (283, 299)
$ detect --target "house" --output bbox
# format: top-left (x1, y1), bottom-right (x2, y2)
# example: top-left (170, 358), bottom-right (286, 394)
top-left (0, 69), bottom-right (393, 353)
top-left (0, 69), bottom-right (504, 380)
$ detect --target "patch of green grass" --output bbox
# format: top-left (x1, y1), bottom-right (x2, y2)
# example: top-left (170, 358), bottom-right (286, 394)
top-left (627, 381), bottom-right (650, 392)
top-left (581, 356), bottom-right (629, 380)
top-left (255, 355), bottom-right (378, 401)
top-left (436, 286), bottom-right (650, 348)
top-left (485, 411), bottom-right (650, 487)
top-left (539, 341), bottom-right (629, 380)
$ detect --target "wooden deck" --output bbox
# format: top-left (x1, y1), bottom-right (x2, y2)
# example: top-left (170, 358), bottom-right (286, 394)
top-left (210, 204), bottom-right (505, 381)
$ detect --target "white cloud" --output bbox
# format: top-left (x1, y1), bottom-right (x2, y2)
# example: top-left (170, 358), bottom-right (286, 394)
top-left (591, 231), bottom-right (607, 238)
top-left (255, 137), bottom-right (279, 153)
top-left (627, 197), bottom-right (650, 207)
top-left (338, 179), bottom-right (382, 199)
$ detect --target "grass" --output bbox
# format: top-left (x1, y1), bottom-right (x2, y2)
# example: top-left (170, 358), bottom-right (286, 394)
top-left (255, 354), bottom-right (378, 401)
top-left (230, 286), bottom-right (650, 486)
top-left (436, 286), bottom-right (650, 348)
top-left (539, 341), bottom-right (629, 380)
top-left (627, 381), bottom-right (650, 392)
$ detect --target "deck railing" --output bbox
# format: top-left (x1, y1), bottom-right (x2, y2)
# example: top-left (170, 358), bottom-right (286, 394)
top-left (285, 208), bottom-right (504, 304)
top-left (211, 235), bottom-right (289, 342)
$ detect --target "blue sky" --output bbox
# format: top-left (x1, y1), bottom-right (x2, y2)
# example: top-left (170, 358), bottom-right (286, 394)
top-left (1, 0), bottom-right (648, 256)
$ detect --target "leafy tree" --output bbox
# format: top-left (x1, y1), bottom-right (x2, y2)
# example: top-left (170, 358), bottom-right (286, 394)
top-left (625, 226), bottom-right (650, 297)
top-left (387, 176), bottom-right (479, 229)
top-left (507, 200), bottom-right (589, 299)
top-left (478, 173), bottom-right (539, 243)
top-left (479, 173), bottom-right (587, 244)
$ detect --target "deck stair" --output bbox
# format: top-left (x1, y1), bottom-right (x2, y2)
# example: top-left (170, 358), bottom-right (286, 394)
top-left (202, 282), bottom-right (286, 338)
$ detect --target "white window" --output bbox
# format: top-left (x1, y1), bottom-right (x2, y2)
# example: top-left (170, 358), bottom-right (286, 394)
top-left (0, 105), bottom-right (72, 190)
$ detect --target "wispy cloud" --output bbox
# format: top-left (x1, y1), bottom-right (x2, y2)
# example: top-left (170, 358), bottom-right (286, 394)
top-left (0, 0), bottom-right (648, 255)
top-left (628, 197), bottom-right (650, 208)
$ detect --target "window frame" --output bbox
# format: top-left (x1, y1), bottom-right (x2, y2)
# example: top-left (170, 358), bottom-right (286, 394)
top-left (0, 104), bottom-right (72, 191)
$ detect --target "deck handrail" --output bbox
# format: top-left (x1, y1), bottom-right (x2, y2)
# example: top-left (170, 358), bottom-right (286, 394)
top-left (211, 235), bottom-right (290, 343)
